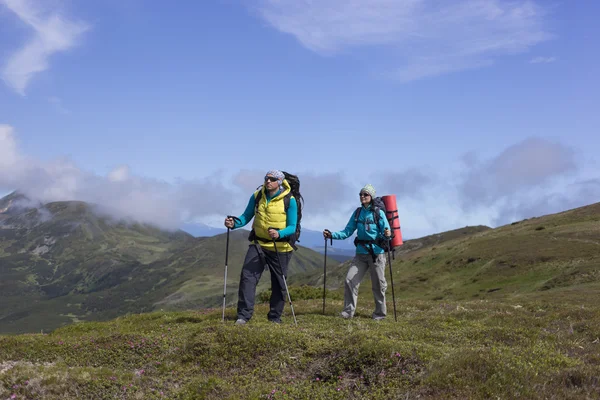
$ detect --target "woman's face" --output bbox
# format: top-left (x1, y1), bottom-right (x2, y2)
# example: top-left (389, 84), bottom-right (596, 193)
top-left (359, 191), bottom-right (371, 206)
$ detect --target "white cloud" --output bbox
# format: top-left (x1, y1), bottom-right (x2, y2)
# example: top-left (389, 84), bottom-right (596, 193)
top-left (0, 129), bottom-right (362, 232)
top-left (360, 137), bottom-right (591, 238)
top-left (0, 0), bottom-right (89, 95)
top-left (0, 125), bottom-right (240, 230)
top-left (108, 165), bottom-right (131, 182)
top-left (459, 137), bottom-right (577, 209)
top-left (529, 56), bottom-right (556, 64)
top-left (0, 125), bottom-right (20, 168)
top-left (255, 0), bottom-right (551, 81)
top-left (1, 125), bottom-right (595, 239)
top-left (489, 178), bottom-right (600, 226)
top-left (379, 168), bottom-right (433, 200)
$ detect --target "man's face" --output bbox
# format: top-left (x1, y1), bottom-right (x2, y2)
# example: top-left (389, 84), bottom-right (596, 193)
top-left (264, 174), bottom-right (279, 190)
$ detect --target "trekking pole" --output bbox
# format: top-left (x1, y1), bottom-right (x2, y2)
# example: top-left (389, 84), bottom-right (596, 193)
top-left (386, 245), bottom-right (398, 322)
top-left (322, 230), bottom-right (332, 315)
top-left (270, 230), bottom-right (297, 326)
top-left (222, 216), bottom-right (240, 322)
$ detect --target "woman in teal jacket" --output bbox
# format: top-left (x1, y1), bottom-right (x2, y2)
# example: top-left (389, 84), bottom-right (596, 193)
top-left (323, 184), bottom-right (391, 320)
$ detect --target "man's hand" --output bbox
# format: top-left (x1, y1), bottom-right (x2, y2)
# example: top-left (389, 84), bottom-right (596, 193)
top-left (384, 228), bottom-right (391, 237)
top-left (224, 217), bottom-right (234, 229)
top-left (268, 228), bottom-right (280, 239)
top-left (323, 229), bottom-right (332, 239)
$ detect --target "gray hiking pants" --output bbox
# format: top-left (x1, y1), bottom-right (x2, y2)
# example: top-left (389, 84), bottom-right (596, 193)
top-left (343, 253), bottom-right (387, 319)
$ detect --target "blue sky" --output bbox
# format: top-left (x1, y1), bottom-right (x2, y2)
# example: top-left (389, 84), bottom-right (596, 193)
top-left (1, 0), bottom-right (599, 239)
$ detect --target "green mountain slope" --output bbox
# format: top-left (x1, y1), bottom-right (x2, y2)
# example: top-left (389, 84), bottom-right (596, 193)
top-left (296, 225), bottom-right (492, 290)
top-left (303, 202), bottom-right (600, 307)
top-left (0, 194), bottom-right (338, 334)
top-left (390, 202), bottom-right (600, 302)
top-left (0, 198), bottom-right (194, 333)
top-left (150, 229), bottom-right (337, 311)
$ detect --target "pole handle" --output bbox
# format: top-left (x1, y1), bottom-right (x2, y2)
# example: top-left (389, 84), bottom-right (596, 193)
top-left (324, 229), bottom-right (333, 246)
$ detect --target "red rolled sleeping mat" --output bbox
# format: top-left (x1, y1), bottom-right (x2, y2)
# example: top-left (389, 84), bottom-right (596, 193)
top-left (382, 194), bottom-right (403, 247)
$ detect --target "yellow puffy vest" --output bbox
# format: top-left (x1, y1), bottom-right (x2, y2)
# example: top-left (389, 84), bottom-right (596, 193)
top-left (251, 179), bottom-right (294, 252)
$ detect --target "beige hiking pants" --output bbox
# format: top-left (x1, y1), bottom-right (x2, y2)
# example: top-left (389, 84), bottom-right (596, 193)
top-left (342, 253), bottom-right (388, 319)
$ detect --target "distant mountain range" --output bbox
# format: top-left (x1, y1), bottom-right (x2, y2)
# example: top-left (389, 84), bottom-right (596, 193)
top-left (0, 192), bottom-right (339, 334)
top-left (179, 222), bottom-right (227, 238)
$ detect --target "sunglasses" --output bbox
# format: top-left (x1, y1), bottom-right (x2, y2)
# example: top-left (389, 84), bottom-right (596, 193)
top-left (359, 192), bottom-right (371, 197)
top-left (265, 176), bottom-right (279, 183)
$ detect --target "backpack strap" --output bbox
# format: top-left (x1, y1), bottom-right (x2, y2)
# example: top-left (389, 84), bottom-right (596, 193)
top-left (373, 206), bottom-right (381, 225)
top-left (386, 209), bottom-right (399, 221)
top-left (355, 205), bottom-right (382, 230)
top-left (254, 187), bottom-right (263, 216)
top-left (283, 192), bottom-right (298, 250)
top-left (355, 204), bottom-right (382, 222)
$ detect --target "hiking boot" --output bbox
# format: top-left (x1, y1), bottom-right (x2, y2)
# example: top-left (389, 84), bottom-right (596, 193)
top-left (235, 319), bottom-right (247, 325)
top-left (372, 316), bottom-right (386, 321)
top-left (269, 319), bottom-right (281, 324)
top-left (340, 311), bottom-right (352, 319)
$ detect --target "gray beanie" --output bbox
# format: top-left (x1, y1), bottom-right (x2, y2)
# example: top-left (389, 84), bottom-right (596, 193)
top-left (266, 170), bottom-right (285, 188)
top-left (360, 184), bottom-right (376, 197)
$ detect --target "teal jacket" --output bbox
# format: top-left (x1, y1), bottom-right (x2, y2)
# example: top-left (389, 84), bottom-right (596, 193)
top-left (232, 190), bottom-right (298, 239)
top-left (331, 204), bottom-right (391, 255)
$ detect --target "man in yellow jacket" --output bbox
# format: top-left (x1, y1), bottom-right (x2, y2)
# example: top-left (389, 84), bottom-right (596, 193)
top-left (225, 170), bottom-right (298, 324)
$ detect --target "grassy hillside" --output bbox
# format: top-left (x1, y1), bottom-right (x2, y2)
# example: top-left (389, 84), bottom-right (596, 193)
top-left (296, 225), bottom-right (492, 290)
top-left (141, 229), bottom-right (339, 312)
top-left (0, 199), bottom-right (193, 333)
top-left (0, 299), bottom-right (598, 399)
top-left (0, 195), bottom-right (338, 334)
top-left (389, 202), bottom-right (600, 302)
top-left (299, 203), bottom-right (600, 308)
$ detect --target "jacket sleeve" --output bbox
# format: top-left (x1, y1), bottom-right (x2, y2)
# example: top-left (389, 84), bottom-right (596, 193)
top-left (277, 197), bottom-right (297, 238)
top-left (233, 194), bottom-right (256, 229)
top-left (331, 211), bottom-right (357, 240)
